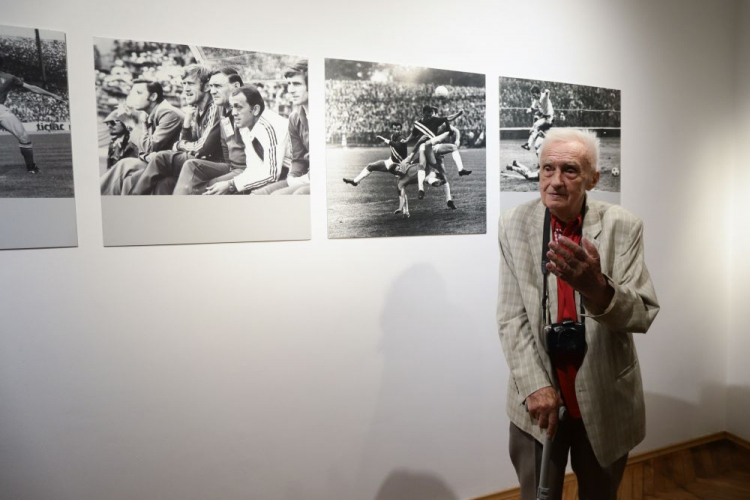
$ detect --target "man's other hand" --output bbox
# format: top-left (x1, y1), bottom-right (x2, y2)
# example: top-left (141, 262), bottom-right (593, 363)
top-left (526, 386), bottom-right (563, 438)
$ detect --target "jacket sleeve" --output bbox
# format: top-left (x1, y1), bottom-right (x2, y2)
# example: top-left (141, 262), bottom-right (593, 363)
top-left (288, 115), bottom-right (309, 177)
top-left (497, 216), bottom-right (553, 402)
top-left (180, 105), bottom-right (221, 158)
top-left (233, 130), bottom-right (276, 192)
top-left (585, 218), bottom-right (660, 333)
top-left (143, 108), bottom-right (184, 153)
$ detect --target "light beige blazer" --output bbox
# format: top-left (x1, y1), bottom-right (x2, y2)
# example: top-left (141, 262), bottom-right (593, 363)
top-left (498, 198), bottom-right (660, 467)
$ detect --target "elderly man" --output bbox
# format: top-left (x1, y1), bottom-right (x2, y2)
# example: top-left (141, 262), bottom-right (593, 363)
top-left (497, 128), bottom-right (659, 500)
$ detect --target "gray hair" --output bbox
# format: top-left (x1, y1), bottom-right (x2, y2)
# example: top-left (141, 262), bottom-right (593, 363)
top-left (539, 128), bottom-right (601, 173)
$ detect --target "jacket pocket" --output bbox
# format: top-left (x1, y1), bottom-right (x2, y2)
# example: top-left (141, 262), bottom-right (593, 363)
top-left (616, 358), bottom-right (638, 380)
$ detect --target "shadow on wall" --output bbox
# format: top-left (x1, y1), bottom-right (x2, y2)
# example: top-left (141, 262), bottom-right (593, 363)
top-left (725, 384), bottom-right (750, 442)
top-left (374, 468), bottom-right (458, 500)
top-left (351, 262), bottom-right (490, 498)
top-left (642, 382), bottom-right (727, 451)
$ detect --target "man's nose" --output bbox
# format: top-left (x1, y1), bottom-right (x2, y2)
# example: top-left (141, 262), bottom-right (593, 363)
top-left (550, 169), bottom-right (564, 186)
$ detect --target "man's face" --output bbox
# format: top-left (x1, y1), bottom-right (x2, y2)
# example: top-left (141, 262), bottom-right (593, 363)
top-left (391, 123), bottom-right (402, 137)
top-left (286, 74), bottom-right (308, 106)
top-left (539, 139), bottom-right (599, 221)
top-left (230, 92), bottom-right (259, 129)
top-left (106, 120), bottom-right (126, 136)
top-left (208, 73), bottom-right (232, 106)
top-left (532, 91), bottom-right (541, 100)
top-left (182, 74), bottom-right (206, 106)
top-left (422, 109), bottom-right (434, 120)
top-left (127, 83), bottom-right (153, 111)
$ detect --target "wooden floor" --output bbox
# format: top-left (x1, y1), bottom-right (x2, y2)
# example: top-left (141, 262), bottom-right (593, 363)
top-left (480, 435), bottom-right (750, 500)
top-left (622, 439), bottom-right (750, 500)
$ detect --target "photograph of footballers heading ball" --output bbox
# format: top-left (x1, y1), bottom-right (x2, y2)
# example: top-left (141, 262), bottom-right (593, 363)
top-left (0, 24), bottom-right (77, 250)
top-left (499, 76), bottom-right (621, 207)
top-left (326, 58), bottom-right (486, 239)
top-left (93, 37), bottom-right (310, 246)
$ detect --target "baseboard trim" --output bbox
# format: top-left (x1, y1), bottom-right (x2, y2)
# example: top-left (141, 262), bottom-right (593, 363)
top-left (474, 431), bottom-right (746, 500)
top-left (727, 432), bottom-right (750, 450)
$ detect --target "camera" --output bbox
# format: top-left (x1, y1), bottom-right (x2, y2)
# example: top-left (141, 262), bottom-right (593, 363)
top-left (545, 320), bottom-right (587, 354)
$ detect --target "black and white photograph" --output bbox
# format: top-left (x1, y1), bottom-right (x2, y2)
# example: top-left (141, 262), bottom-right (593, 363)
top-left (326, 58), bottom-right (486, 239)
top-left (0, 24), bottom-right (77, 250)
top-left (94, 37), bottom-right (310, 246)
top-left (500, 76), bottom-right (621, 205)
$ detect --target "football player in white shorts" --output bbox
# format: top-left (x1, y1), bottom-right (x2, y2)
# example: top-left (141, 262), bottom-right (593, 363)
top-left (0, 54), bottom-right (65, 173)
top-left (521, 85), bottom-right (553, 153)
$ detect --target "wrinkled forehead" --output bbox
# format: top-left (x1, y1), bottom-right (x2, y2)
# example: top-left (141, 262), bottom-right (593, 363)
top-left (541, 139), bottom-right (590, 168)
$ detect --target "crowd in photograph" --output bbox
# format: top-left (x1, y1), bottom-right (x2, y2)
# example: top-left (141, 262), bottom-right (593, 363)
top-left (95, 42), bottom-right (297, 119)
top-left (326, 80), bottom-right (486, 147)
top-left (500, 79), bottom-right (621, 129)
top-left (0, 35), bottom-right (70, 122)
top-left (4, 88), bottom-right (70, 122)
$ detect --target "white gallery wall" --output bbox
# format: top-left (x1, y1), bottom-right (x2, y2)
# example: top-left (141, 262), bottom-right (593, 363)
top-left (728, 0), bottom-right (750, 442)
top-left (0, 0), bottom-right (743, 499)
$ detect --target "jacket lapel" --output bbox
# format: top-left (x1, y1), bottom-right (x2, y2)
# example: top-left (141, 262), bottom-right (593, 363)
top-left (577, 200), bottom-right (602, 314)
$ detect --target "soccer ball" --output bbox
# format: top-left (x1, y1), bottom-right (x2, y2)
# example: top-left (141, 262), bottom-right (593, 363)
top-left (611, 167), bottom-right (620, 177)
top-left (434, 85), bottom-right (449, 98)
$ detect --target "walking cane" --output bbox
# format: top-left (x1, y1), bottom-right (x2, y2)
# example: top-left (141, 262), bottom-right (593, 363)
top-left (537, 406), bottom-right (567, 500)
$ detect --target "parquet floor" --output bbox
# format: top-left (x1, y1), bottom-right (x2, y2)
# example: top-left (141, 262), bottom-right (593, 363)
top-left (481, 437), bottom-right (750, 500)
top-left (622, 439), bottom-right (750, 500)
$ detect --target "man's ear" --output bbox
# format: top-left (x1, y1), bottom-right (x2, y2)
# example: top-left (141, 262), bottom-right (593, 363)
top-left (252, 104), bottom-right (261, 116)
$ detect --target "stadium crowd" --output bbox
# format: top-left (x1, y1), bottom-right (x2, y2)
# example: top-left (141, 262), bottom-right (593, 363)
top-left (500, 78), bottom-right (620, 128)
top-left (96, 42), bottom-right (297, 120)
top-left (326, 80), bottom-right (486, 147)
top-left (0, 35), bottom-right (70, 122)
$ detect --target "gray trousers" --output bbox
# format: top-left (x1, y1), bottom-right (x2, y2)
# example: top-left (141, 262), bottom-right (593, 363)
top-left (173, 159), bottom-right (242, 195)
top-left (509, 420), bottom-right (628, 500)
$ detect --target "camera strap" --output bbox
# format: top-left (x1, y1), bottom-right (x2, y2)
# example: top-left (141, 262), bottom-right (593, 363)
top-left (541, 201), bottom-right (587, 326)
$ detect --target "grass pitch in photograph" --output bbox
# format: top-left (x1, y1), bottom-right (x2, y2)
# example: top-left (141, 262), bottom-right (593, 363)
top-left (0, 134), bottom-right (73, 197)
top-left (328, 147), bottom-right (486, 239)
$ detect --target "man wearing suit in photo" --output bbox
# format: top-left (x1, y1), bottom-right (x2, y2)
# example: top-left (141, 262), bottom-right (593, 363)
top-left (128, 64), bottom-right (222, 195)
top-left (100, 79), bottom-right (184, 195)
top-left (497, 128), bottom-right (659, 499)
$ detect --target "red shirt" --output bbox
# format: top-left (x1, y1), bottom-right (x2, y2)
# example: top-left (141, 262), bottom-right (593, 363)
top-left (551, 214), bottom-right (585, 419)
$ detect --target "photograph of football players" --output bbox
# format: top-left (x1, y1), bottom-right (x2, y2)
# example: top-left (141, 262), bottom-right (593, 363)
top-left (500, 76), bottom-right (621, 203)
top-left (342, 121), bottom-right (407, 186)
top-left (94, 38), bottom-right (307, 197)
top-left (127, 64), bottom-right (221, 195)
top-left (326, 58), bottom-right (486, 239)
top-left (93, 37), bottom-right (311, 246)
top-left (0, 25), bottom-right (73, 198)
